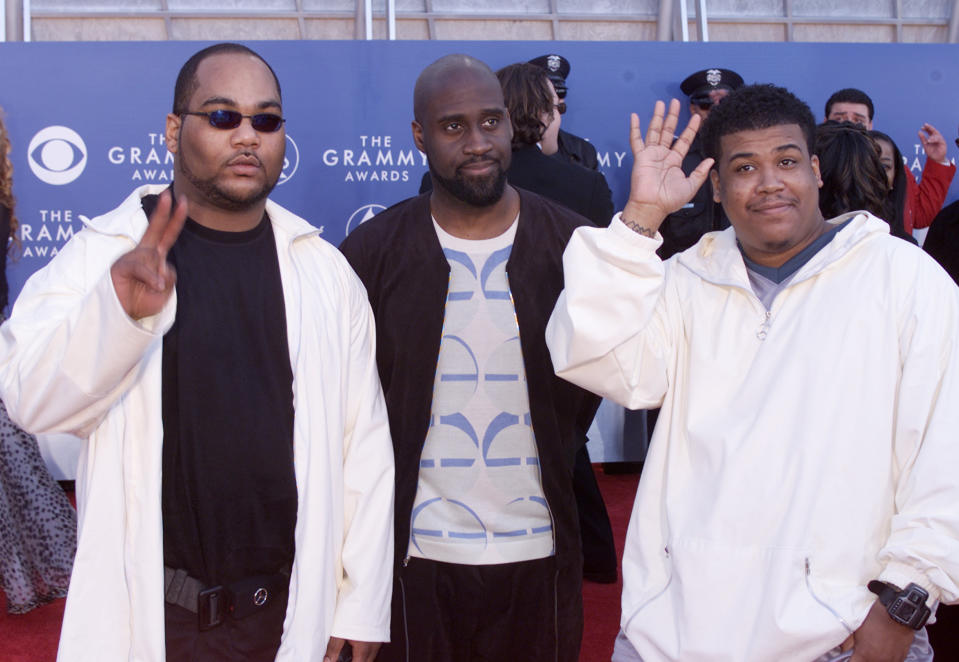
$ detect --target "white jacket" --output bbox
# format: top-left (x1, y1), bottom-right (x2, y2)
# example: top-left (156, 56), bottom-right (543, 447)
top-left (546, 211), bottom-right (959, 661)
top-left (0, 186), bottom-right (395, 662)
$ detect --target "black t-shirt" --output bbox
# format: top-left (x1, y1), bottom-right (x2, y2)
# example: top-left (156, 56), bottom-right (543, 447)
top-left (143, 193), bottom-right (297, 586)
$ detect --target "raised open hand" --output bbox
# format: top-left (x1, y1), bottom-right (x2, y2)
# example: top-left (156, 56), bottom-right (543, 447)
top-left (918, 122), bottom-right (949, 165)
top-left (110, 190), bottom-right (188, 321)
top-left (621, 99), bottom-right (715, 236)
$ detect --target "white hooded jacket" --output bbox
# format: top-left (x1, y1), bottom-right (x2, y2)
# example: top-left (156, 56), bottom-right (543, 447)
top-left (0, 185), bottom-right (395, 662)
top-left (546, 211), bottom-right (959, 661)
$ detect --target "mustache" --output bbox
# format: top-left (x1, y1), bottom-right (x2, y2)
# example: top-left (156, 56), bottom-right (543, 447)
top-left (457, 156), bottom-right (500, 170)
top-left (227, 151), bottom-right (262, 167)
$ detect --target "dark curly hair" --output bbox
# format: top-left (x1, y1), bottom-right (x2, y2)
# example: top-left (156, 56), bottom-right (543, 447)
top-left (0, 108), bottom-right (17, 237)
top-left (0, 107), bottom-right (17, 311)
top-left (701, 84), bottom-right (817, 164)
top-left (495, 62), bottom-right (555, 148)
top-left (0, 107), bottom-right (18, 248)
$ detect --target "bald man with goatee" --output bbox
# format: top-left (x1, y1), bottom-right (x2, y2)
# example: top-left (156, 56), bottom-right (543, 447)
top-left (340, 54), bottom-right (601, 662)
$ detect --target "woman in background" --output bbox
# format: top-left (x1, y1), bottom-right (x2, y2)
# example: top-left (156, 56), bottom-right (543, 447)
top-left (815, 120), bottom-right (914, 242)
top-left (0, 106), bottom-right (76, 613)
top-left (868, 129), bottom-right (910, 237)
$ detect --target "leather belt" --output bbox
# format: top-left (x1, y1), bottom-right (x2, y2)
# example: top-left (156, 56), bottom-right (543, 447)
top-left (163, 566), bottom-right (290, 631)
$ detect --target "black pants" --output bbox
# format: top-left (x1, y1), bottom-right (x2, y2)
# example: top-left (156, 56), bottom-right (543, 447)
top-left (379, 556), bottom-right (581, 662)
top-left (164, 590), bottom-right (288, 662)
top-left (573, 445), bottom-right (617, 581)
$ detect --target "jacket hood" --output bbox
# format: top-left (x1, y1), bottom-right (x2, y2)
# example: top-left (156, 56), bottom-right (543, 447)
top-left (676, 210), bottom-right (890, 289)
top-left (82, 184), bottom-right (320, 244)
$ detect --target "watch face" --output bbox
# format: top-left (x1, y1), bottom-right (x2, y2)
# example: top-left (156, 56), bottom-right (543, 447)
top-left (891, 598), bottom-right (918, 623)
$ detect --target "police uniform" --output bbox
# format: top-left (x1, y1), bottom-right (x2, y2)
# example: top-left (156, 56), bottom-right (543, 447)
top-left (528, 54), bottom-right (600, 172)
top-left (658, 67), bottom-right (743, 260)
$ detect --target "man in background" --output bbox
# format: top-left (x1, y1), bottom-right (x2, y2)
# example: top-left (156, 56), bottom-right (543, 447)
top-left (825, 87), bottom-right (955, 235)
top-left (529, 53), bottom-right (601, 170)
top-left (657, 66), bottom-right (742, 259)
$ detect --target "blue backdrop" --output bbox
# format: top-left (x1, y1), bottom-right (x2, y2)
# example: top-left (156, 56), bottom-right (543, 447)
top-left (1, 40), bottom-right (958, 303)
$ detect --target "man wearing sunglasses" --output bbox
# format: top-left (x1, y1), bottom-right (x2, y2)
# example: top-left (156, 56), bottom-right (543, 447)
top-left (0, 42), bottom-right (394, 662)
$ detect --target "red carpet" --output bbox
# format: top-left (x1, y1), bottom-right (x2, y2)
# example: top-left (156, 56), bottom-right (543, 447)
top-left (0, 470), bottom-right (639, 662)
top-left (6, 471), bottom-right (955, 661)
top-left (579, 470), bottom-right (639, 662)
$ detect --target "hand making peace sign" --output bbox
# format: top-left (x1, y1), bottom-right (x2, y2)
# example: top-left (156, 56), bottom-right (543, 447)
top-left (110, 190), bottom-right (188, 321)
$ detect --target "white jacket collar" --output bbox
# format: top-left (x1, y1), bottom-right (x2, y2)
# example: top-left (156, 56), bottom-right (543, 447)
top-left (82, 185), bottom-right (320, 245)
top-left (677, 210), bottom-right (890, 289)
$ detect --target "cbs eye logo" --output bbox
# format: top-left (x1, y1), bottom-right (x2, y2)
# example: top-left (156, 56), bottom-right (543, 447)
top-left (28, 126), bottom-right (88, 185)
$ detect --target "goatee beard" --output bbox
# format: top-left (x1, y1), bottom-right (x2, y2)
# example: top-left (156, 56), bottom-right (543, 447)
top-left (178, 153), bottom-right (278, 212)
top-left (429, 160), bottom-right (507, 207)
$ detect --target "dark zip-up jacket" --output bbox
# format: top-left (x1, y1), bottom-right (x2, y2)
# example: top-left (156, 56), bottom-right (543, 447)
top-left (339, 189), bottom-right (601, 647)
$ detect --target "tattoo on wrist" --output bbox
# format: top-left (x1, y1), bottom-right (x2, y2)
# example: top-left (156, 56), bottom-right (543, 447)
top-left (622, 218), bottom-right (657, 238)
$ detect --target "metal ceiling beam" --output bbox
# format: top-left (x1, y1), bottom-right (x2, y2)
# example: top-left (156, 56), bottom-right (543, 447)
top-left (949, 0), bottom-right (959, 42)
top-left (656, 0), bottom-right (672, 41)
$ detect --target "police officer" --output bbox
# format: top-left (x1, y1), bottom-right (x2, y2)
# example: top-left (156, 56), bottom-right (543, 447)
top-left (658, 67), bottom-right (744, 259)
top-left (528, 53), bottom-right (600, 171)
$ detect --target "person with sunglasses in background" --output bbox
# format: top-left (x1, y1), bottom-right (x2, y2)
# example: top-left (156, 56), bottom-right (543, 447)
top-left (497, 62), bottom-right (614, 230)
top-left (0, 42), bottom-right (394, 662)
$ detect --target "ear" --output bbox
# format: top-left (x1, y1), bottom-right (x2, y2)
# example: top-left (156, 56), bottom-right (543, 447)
top-left (165, 113), bottom-right (181, 155)
top-left (710, 169), bottom-right (722, 203)
top-left (412, 120), bottom-right (425, 154)
top-left (810, 154), bottom-right (823, 188)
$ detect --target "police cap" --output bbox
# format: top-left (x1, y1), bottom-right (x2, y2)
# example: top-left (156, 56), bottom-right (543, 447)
top-left (528, 53), bottom-right (570, 98)
top-left (680, 68), bottom-right (744, 104)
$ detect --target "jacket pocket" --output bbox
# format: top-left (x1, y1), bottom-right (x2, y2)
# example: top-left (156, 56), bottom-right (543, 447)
top-left (634, 537), bottom-right (851, 661)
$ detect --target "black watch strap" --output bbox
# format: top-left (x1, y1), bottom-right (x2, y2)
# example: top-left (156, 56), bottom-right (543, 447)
top-left (867, 580), bottom-right (931, 630)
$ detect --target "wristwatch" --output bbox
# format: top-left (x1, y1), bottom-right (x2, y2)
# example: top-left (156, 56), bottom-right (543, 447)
top-left (867, 580), bottom-right (931, 629)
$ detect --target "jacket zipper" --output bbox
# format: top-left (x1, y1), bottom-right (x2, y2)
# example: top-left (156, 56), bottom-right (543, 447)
top-left (756, 310), bottom-right (772, 340)
top-left (804, 558), bottom-right (854, 634)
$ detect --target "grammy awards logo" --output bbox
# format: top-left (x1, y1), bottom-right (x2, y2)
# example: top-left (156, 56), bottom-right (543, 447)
top-left (346, 204), bottom-right (386, 236)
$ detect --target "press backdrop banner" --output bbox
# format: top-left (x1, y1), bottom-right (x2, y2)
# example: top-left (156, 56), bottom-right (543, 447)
top-left (1, 40), bottom-right (957, 466)
top-left (2, 40), bottom-right (958, 303)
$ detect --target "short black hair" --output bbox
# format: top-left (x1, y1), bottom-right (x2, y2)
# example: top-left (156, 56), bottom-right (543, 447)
top-left (172, 43), bottom-right (281, 115)
top-left (700, 83), bottom-right (817, 163)
top-left (824, 88), bottom-right (874, 121)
